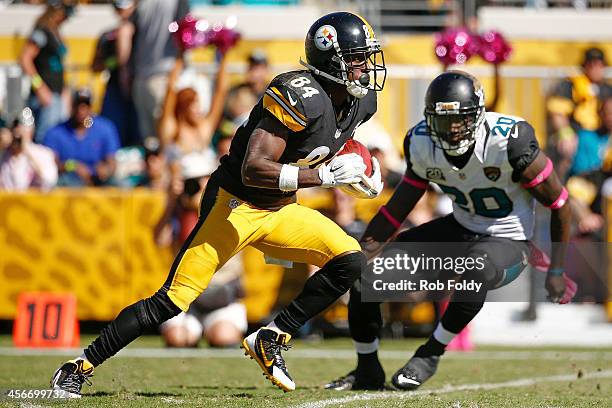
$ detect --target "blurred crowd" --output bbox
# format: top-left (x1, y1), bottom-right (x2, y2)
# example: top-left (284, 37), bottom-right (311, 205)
top-left (0, 0), bottom-right (610, 346)
top-left (546, 46), bottom-right (612, 241)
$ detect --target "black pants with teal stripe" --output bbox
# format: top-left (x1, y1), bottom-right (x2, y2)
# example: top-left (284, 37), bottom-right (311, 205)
top-left (349, 214), bottom-right (530, 344)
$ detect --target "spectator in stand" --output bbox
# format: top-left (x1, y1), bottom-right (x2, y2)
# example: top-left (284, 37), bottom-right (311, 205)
top-left (0, 108), bottom-right (58, 191)
top-left (242, 49), bottom-right (270, 99)
top-left (0, 117), bottom-right (9, 149)
top-left (130, 0), bottom-right (190, 139)
top-left (570, 97), bottom-right (612, 177)
top-left (216, 85), bottom-right (258, 142)
top-left (547, 47), bottom-right (612, 179)
top-left (43, 89), bottom-right (120, 187)
top-left (216, 50), bottom-right (270, 142)
top-left (157, 50), bottom-right (229, 237)
top-left (565, 97), bottom-right (612, 237)
top-left (19, 0), bottom-right (75, 142)
top-left (138, 137), bottom-right (170, 191)
top-left (158, 51), bottom-right (230, 148)
top-left (92, 0), bottom-right (141, 147)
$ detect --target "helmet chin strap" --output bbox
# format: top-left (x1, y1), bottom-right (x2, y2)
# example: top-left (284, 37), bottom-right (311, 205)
top-left (299, 58), bottom-right (369, 99)
top-left (346, 82), bottom-right (369, 98)
top-left (443, 141), bottom-right (471, 156)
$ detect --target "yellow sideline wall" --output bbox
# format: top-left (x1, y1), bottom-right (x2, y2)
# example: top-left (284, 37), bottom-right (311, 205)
top-left (0, 188), bottom-right (173, 320)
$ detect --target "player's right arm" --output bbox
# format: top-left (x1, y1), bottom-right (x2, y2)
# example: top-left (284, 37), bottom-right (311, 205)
top-left (241, 77), bottom-right (366, 191)
top-left (360, 129), bottom-right (429, 257)
top-left (241, 116), bottom-right (366, 190)
top-left (241, 116), bottom-right (321, 189)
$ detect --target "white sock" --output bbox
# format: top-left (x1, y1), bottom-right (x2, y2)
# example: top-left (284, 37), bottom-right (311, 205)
top-left (432, 323), bottom-right (457, 345)
top-left (78, 353), bottom-right (91, 363)
top-left (354, 338), bottom-right (379, 354)
top-left (266, 321), bottom-right (280, 331)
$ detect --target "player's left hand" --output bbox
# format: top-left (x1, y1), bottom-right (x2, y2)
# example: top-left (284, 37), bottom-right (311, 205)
top-left (349, 157), bottom-right (384, 199)
top-left (545, 273), bottom-right (566, 303)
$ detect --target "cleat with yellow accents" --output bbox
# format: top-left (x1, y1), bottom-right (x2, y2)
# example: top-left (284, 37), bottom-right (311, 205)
top-left (50, 358), bottom-right (94, 398)
top-left (241, 327), bottom-right (295, 392)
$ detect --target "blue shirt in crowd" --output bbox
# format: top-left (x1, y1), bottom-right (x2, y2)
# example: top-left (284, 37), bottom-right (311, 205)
top-left (43, 116), bottom-right (120, 176)
top-left (570, 128), bottom-right (610, 176)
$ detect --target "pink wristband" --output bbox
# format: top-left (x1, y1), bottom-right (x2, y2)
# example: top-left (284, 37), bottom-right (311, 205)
top-left (402, 175), bottom-right (428, 190)
top-left (379, 206), bottom-right (402, 229)
top-left (548, 187), bottom-right (568, 209)
top-left (522, 158), bottom-right (553, 189)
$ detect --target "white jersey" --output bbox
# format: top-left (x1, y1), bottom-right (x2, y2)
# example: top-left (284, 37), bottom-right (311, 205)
top-left (407, 111), bottom-right (539, 240)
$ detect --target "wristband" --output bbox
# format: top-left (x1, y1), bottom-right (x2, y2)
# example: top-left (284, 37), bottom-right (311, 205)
top-left (278, 164), bottom-right (299, 192)
top-left (379, 205), bottom-right (401, 229)
top-left (547, 267), bottom-right (564, 277)
top-left (522, 158), bottom-right (553, 189)
top-left (548, 187), bottom-right (568, 209)
top-left (105, 56), bottom-right (118, 70)
top-left (31, 74), bottom-right (43, 91)
top-left (557, 126), bottom-right (575, 141)
top-left (64, 159), bottom-right (77, 172)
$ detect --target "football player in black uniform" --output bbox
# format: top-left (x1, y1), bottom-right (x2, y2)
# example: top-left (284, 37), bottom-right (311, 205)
top-left (50, 11), bottom-right (386, 396)
top-left (326, 71), bottom-right (571, 391)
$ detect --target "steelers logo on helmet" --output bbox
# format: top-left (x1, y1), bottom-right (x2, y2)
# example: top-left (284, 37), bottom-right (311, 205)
top-left (314, 25), bottom-right (337, 51)
top-left (302, 12), bottom-right (387, 98)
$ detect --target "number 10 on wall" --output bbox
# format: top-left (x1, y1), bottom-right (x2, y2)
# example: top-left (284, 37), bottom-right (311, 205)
top-left (13, 292), bottom-right (80, 348)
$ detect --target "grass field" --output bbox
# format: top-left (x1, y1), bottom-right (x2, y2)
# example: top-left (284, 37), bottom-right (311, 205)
top-left (0, 335), bottom-right (610, 407)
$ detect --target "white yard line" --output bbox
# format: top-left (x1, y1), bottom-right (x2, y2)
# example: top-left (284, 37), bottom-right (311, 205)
top-left (290, 370), bottom-right (612, 408)
top-left (0, 347), bottom-right (611, 361)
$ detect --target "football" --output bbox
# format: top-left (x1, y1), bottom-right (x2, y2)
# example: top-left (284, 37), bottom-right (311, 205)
top-left (337, 139), bottom-right (373, 177)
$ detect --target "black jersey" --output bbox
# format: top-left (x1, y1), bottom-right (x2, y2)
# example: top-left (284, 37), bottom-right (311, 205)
top-left (214, 70), bottom-right (377, 209)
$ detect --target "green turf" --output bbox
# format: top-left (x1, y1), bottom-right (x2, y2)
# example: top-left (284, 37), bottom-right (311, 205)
top-left (0, 336), bottom-right (610, 407)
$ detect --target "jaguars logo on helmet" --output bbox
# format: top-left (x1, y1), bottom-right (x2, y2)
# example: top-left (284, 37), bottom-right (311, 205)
top-left (300, 12), bottom-right (387, 99)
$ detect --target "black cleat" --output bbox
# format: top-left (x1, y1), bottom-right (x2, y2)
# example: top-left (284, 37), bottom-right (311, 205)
top-left (325, 365), bottom-right (385, 391)
top-left (50, 359), bottom-right (94, 398)
top-left (242, 327), bottom-right (294, 392)
top-left (391, 354), bottom-right (440, 391)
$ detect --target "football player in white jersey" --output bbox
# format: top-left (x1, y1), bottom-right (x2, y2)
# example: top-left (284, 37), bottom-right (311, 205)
top-left (326, 70), bottom-right (571, 391)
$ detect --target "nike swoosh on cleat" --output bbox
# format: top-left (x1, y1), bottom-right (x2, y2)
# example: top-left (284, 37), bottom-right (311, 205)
top-left (259, 343), bottom-right (273, 367)
top-left (396, 374), bottom-right (420, 386)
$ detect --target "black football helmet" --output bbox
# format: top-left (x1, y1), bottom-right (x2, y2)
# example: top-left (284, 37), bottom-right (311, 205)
top-left (301, 12), bottom-right (386, 98)
top-left (424, 70), bottom-right (486, 156)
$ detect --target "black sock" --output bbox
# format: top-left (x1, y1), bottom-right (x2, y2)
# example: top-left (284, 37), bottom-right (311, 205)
top-left (348, 279), bottom-right (383, 343)
top-left (357, 351), bottom-right (381, 369)
top-left (413, 300), bottom-right (486, 359)
top-left (274, 252), bottom-right (364, 335)
top-left (355, 350), bottom-right (385, 385)
top-left (440, 301), bottom-right (484, 334)
top-left (415, 337), bottom-right (446, 357)
top-left (84, 290), bottom-right (181, 366)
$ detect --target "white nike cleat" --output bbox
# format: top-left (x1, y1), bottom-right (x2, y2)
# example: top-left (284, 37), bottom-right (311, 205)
top-left (241, 327), bottom-right (295, 392)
